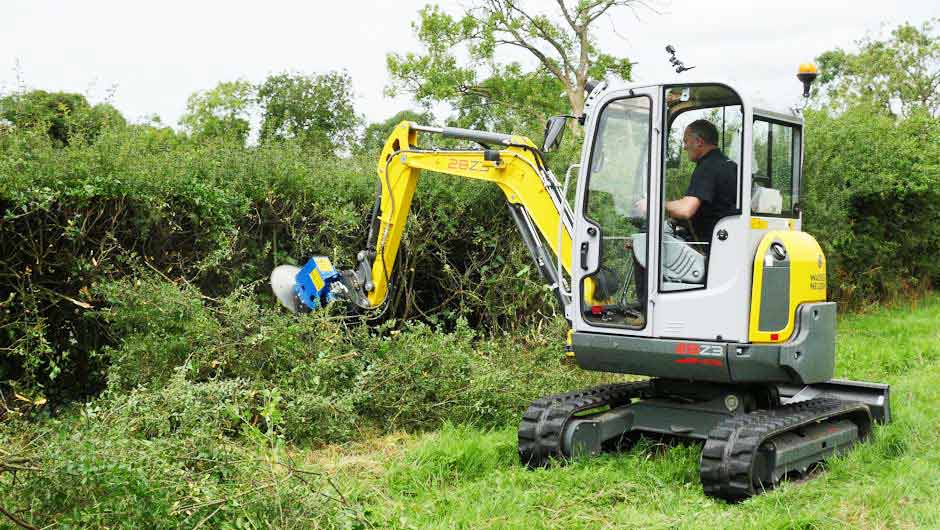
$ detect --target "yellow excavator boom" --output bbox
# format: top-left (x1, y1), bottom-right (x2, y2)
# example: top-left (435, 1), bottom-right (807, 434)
top-left (364, 120), bottom-right (583, 308)
top-left (269, 119), bottom-right (601, 316)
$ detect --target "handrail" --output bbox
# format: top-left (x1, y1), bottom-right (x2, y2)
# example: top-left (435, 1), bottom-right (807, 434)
top-left (557, 163), bottom-right (580, 303)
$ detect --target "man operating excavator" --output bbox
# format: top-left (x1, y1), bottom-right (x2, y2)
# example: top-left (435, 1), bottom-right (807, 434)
top-left (671, 119), bottom-right (738, 243)
top-left (631, 118), bottom-right (737, 308)
top-left (636, 119), bottom-right (738, 244)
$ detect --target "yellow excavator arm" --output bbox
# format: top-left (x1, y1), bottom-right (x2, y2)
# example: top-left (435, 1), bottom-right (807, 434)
top-left (271, 120), bottom-right (595, 314)
top-left (361, 121), bottom-right (584, 309)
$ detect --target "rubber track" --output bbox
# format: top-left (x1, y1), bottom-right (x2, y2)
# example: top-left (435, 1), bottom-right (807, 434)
top-left (699, 397), bottom-right (873, 501)
top-left (518, 381), bottom-right (651, 468)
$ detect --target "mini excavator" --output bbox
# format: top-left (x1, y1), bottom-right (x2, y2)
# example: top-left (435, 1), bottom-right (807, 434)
top-left (271, 65), bottom-right (891, 501)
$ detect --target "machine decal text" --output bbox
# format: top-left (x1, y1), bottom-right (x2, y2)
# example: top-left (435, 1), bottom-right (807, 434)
top-left (448, 159), bottom-right (487, 172)
top-left (675, 343), bottom-right (723, 357)
top-left (673, 357), bottom-right (722, 367)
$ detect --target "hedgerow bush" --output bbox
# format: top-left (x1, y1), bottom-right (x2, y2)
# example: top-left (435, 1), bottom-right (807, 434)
top-left (0, 115), bottom-right (553, 406)
top-left (94, 275), bottom-right (605, 443)
top-left (0, 376), bottom-right (369, 528)
top-left (0, 272), bottom-right (607, 527)
top-left (803, 105), bottom-right (940, 304)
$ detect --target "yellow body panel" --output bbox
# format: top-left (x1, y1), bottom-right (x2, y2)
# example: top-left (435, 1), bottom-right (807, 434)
top-left (749, 230), bottom-right (827, 343)
top-left (366, 121), bottom-right (595, 307)
top-left (309, 269), bottom-right (324, 292)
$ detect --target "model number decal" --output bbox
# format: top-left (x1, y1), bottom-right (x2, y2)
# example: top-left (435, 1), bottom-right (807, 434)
top-left (699, 345), bottom-right (723, 357)
top-left (675, 343), bottom-right (723, 357)
top-left (447, 159), bottom-right (487, 172)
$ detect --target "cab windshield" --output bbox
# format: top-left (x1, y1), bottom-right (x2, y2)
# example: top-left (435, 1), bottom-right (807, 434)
top-left (581, 95), bottom-right (652, 329)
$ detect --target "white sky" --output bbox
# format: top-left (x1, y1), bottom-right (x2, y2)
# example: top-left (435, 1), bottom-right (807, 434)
top-left (2, 0), bottom-right (939, 128)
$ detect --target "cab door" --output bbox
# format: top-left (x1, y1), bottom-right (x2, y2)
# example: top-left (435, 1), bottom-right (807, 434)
top-left (572, 87), bottom-right (661, 336)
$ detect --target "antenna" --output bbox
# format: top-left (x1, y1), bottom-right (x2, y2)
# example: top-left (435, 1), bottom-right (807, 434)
top-left (665, 45), bottom-right (695, 74)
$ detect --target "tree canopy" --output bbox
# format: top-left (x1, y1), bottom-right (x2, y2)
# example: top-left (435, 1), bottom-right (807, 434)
top-left (0, 90), bottom-right (125, 145)
top-left (176, 72), bottom-right (362, 152)
top-left (816, 18), bottom-right (940, 117)
top-left (179, 80), bottom-right (254, 144)
top-left (387, 1), bottom-right (645, 132)
top-left (257, 71), bottom-right (360, 152)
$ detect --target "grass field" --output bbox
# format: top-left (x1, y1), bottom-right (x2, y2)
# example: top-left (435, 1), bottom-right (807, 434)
top-left (3, 297), bottom-right (940, 529)
top-left (305, 297), bottom-right (940, 529)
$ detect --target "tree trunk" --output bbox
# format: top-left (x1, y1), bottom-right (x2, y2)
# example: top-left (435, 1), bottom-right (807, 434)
top-left (566, 85), bottom-right (585, 117)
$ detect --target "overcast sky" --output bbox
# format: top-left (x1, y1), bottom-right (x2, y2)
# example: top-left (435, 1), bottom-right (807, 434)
top-left (2, 0), bottom-right (938, 129)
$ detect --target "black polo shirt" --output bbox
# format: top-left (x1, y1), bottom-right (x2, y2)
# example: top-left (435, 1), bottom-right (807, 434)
top-left (685, 148), bottom-right (738, 242)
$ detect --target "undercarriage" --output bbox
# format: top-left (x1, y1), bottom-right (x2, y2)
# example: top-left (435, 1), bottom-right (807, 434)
top-left (518, 378), bottom-right (890, 501)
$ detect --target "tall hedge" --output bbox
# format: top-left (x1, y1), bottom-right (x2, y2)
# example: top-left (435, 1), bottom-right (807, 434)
top-left (803, 105), bottom-right (940, 304)
top-left (4, 98), bottom-right (940, 407)
top-left (0, 121), bottom-right (553, 404)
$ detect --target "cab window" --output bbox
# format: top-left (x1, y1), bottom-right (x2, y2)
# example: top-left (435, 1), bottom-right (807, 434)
top-left (751, 118), bottom-right (801, 217)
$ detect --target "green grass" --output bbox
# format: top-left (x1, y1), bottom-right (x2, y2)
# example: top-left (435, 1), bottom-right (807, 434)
top-left (835, 296), bottom-right (940, 381)
top-left (308, 299), bottom-right (940, 529)
top-left (4, 298), bottom-right (940, 528)
top-left (335, 368), bottom-right (939, 529)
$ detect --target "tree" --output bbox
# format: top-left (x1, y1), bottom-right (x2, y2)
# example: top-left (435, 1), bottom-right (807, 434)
top-left (256, 71), bottom-right (360, 152)
top-left (387, 1), bottom-right (645, 127)
top-left (448, 63), bottom-right (573, 134)
top-left (816, 18), bottom-right (940, 118)
top-left (0, 90), bottom-right (125, 145)
top-left (179, 80), bottom-right (254, 144)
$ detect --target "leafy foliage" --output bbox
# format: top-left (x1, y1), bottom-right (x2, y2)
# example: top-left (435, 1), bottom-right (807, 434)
top-left (801, 20), bottom-right (940, 304)
top-left (0, 374), bottom-right (369, 528)
top-left (803, 104), bottom-right (940, 303)
top-left (387, 1), bottom-right (641, 131)
top-left (448, 63), bottom-right (571, 134)
top-left (0, 89), bottom-right (125, 145)
top-left (816, 18), bottom-right (940, 117)
top-left (257, 71), bottom-right (361, 152)
top-left (89, 273), bottom-right (605, 444)
top-left (179, 79), bottom-right (255, 144)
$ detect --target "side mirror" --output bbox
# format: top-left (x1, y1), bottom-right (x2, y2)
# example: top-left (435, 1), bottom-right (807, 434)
top-left (542, 116), bottom-right (568, 152)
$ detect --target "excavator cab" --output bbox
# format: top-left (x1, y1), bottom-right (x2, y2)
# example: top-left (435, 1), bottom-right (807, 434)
top-left (571, 82), bottom-right (800, 348)
top-left (572, 83), bottom-right (747, 336)
top-left (568, 81), bottom-right (846, 354)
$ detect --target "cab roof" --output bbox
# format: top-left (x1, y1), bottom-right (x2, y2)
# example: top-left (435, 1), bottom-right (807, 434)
top-left (589, 77), bottom-right (803, 125)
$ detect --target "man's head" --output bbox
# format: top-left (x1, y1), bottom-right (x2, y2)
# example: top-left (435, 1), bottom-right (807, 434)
top-left (683, 120), bottom-right (719, 162)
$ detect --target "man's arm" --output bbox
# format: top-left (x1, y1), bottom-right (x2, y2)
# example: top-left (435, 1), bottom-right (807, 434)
top-left (632, 195), bottom-right (701, 218)
top-left (666, 196), bottom-right (701, 219)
